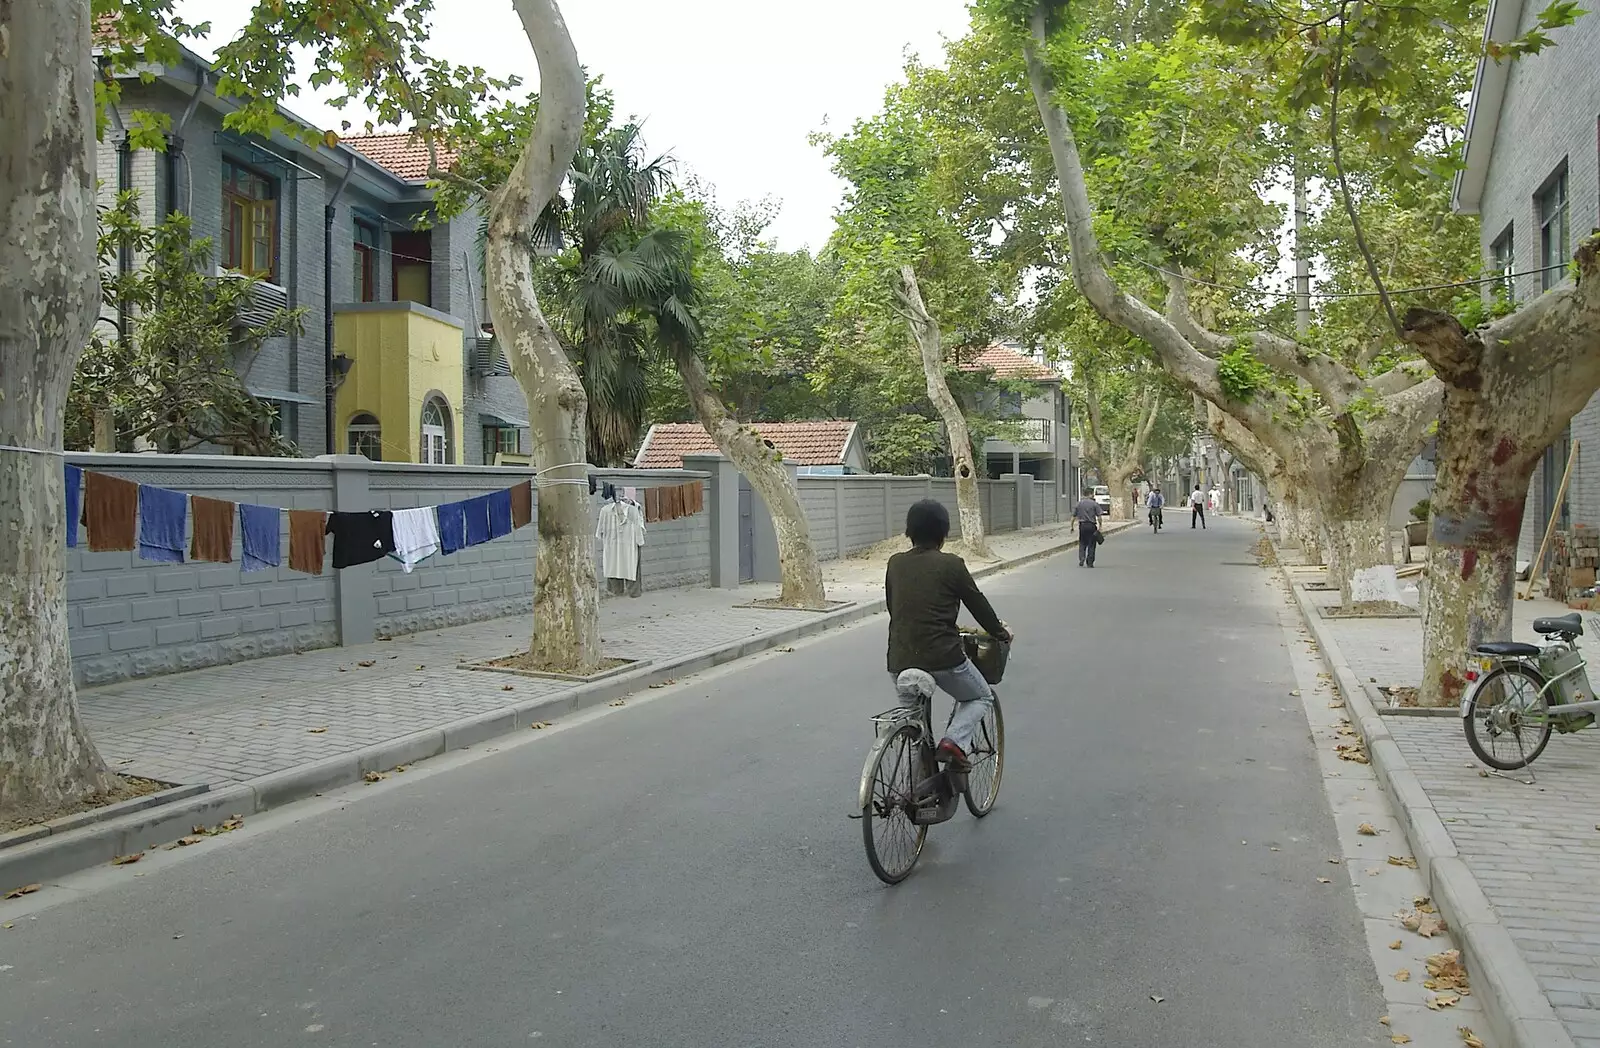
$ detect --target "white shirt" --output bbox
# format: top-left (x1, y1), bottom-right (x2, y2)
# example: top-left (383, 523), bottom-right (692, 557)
top-left (1190, 490), bottom-right (1206, 507)
top-left (596, 500), bottom-right (646, 581)
top-left (392, 506), bottom-right (440, 572)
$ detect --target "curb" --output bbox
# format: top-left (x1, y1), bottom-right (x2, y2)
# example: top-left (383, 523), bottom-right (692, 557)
top-left (2, 521), bottom-right (1125, 893)
top-left (1276, 549), bottom-right (1576, 1048)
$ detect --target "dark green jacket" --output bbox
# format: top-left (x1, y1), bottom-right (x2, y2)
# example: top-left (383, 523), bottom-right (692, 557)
top-left (885, 547), bottom-right (1006, 673)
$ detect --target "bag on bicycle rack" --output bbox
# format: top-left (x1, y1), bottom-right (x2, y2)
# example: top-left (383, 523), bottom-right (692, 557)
top-left (962, 632), bottom-right (1010, 685)
top-left (1540, 646), bottom-right (1597, 733)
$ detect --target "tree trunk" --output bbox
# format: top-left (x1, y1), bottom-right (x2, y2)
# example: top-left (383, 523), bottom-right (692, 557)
top-left (0, 0), bottom-right (120, 822)
top-left (486, 0), bottom-right (598, 675)
top-left (676, 352), bottom-right (827, 607)
top-left (898, 266), bottom-right (990, 556)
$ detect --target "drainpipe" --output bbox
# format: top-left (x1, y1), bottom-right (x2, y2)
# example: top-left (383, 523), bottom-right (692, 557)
top-left (324, 154), bottom-right (356, 454)
top-left (165, 71), bottom-right (206, 218)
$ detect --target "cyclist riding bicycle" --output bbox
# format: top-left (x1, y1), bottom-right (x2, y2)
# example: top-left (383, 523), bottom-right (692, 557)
top-left (885, 499), bottom-right (1011, 771)
top-left (1147, 486), bottom-right (1165, 525)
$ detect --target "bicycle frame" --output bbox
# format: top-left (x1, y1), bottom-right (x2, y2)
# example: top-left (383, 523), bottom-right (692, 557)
top-left (1460, 642), bottom-right (1598, 719)
top-left (858, 694), bottom-right (963, 826)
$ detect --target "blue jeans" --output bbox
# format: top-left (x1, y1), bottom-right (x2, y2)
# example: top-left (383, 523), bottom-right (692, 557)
top-left (889, 658), bottom-right (994, 752)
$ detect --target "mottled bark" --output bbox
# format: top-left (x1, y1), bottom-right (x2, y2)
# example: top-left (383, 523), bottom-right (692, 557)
top-left (486, 0), bottom-right (596, 674)
top-left (0, 0), bottom-right (120, 821)
top-left (676, 352), bottom-right (827, 608)
top-left (898, 265), bottom-right (990, 556)
top-left (1405, 238), bottom-right (1600, 705)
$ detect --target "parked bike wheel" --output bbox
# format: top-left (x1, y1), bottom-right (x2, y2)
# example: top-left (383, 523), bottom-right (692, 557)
top-left (862, 725), bottom-right (928, 884)
top-left (963, 696), bottom-right (1004, 817)
top-left (1464, 664), bottom-right (1552, 770)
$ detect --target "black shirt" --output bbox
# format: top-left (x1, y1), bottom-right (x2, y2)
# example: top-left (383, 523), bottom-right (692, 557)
top-left (327, 510), bottom-right (396, 569)
top-left (884, 547), bottom-right (1007, 673)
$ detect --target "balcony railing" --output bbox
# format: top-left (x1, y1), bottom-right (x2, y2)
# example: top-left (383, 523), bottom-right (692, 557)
top-left (992, 418), bottom-right (1051, 445)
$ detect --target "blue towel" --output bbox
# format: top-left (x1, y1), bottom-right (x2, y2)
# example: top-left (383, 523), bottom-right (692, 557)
top-left (137, 485), bottom-right (187, 563)
top-left (64, 464), bottom-right (82, 548)
top-left (462, 494), bottom-right (493, 547)
top-left (239, 503), bottom-right (281, 573)
top-left (437, 501), bottom-right (467, 555)
top-left (487, 489), bottom-right (513, 540)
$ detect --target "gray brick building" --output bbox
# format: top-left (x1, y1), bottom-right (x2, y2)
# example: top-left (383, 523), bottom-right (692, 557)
top-left (1452, 0), bottom-right (1600, 564)
top-left (95, 41), bottom-right (529, 465)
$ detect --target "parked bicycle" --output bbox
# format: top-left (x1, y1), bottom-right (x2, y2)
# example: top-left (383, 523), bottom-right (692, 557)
top-left (1461, 611), bottom-right (1600, 775)
top-left (857, 630), bottom-right (1007, 883)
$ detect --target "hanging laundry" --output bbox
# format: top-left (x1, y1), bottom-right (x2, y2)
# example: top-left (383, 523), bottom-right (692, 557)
top-left (623, 486), bottom-right (638, 504)
top-left (596, 496), bottom-right (646, 585)
top-left (462, 494), bottom-right (493, 547)
top-left (690, 481), bottom-right (704, 515)
top-left (665, 485), bottom-right (682, 521)
top-left (85, 471), bottom-right (138, 552)
top-left (239, 504), bottom-right (281, 572)
top-left (288, 509), bottom-right (329, 575)
top-left (64, 464), bottom-right (82, 549)
top-left (602, 482), bottom-right (615, 501)
top-left (189, 495), bottom-right (235, 563)
top-left (510, 480), bottom-right (533, 530)
top-left (327, 509), bottom-right (396, 569)
top-left (437, 500), bottom-right (467, 554)
top-left (390, 507), bottom-right (440, 573)
top-left (137, 484), bottom-right (188, 563)
top-left (587, 474), bottom-right (598, 495)
top-left (644, 487), bottom-right (661, 523)
top-left (487, 488), bottom-right (514, 540)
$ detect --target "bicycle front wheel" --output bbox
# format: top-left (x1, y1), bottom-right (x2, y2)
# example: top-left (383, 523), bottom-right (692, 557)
top-left (862, 725), bottom-right (928, 884)
top-left (1464, 663), bottom-right (1552, 770)
top-left (963, 695), bottom-right (1005, 817)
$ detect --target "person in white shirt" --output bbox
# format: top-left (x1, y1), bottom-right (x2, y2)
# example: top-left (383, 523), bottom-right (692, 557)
top-left (1208, 487), bottom-right (1220, 512)
top-left (1190, 485), bottom-right (1207, 529)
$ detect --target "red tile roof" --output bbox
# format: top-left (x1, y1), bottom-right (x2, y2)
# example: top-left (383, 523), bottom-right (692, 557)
top-left (955, 344), bottom-right (1057, 381)
top-left (343, 133), bottom-right (457, 182)
top-left (635, 421), bottom-right (858, 469)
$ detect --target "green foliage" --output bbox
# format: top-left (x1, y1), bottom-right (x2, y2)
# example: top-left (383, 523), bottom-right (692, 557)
top-left (1451, 288), bottom-right (1517, 330)
top-left (1216, 345), bottom-right (1272, 403)
top-left (68, 192), bottom-right (304, 454)
top-left (1411, 498), bottom-right (1432, 522)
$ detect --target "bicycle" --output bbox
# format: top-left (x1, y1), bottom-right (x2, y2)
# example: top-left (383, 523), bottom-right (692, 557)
top-left (857, 631), bottom-right (1007, 884)
top-left (1149, 505), bottom-right (1163, 533)
top-left (1461, 611), bottom-right (1600, 778)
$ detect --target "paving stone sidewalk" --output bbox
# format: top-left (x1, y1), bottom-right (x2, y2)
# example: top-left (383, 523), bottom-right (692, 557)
top-left (1295, 560), bottom-right (1600, 1047)
top-left (78, 520), bottom-right (1093, 793)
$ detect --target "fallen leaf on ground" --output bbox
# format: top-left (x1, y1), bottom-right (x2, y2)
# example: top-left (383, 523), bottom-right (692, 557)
top-left (1425, 950), bottom-right (1469, 991)
top-left (3, 884), bottom-right (41, 900)
top-left (177, 835), bottom-right (204, 846)
top-left (1389, 940), bottom-right (1403, 950)
top-left (529, 721), bottom-right (551, 730)
top-left (1398, 908), bottom-right (1448, 937)
top-left (1459, 1028), bottom-right (1484, 1047)
top-left (357, 660), bottom-right (375, 668)
top-left (1150, 995), bottom-right (1165, 1004)
top-left (608, 699), bottom-right (626, 707)
top-left (1426, 993), bottom-right (1461, 1010)
top-left (393, 765), bottom-right (407, 773)
top-left (501, 684), bottom-right (515, 691)
top-left (1290, 690), bottom-right (1301, 696)
top-left (362, 770), bottom-right (386, 783)
top-left (1388, 855), bottom-right (1419, 868)
top-left (1394, 969), bottom-right (1411, 982)
top-left (220, 815), bottom-right (244, 832)
top-left (2, 922), bottom-right (12, 929)
top-left (1358, 823), bottom-right (1379, 836)
top-left (1392, 1035), bottom-right (1411, 1045)
top-left (1336, 742), bottom-right (1370, 764)
top-left (777, 647), bottom-right (795, 653)
top-left (648, 679), bottom-right (678, 689)
top-left (111, 852), bottom-right (143, 865)
top-left (307, 726), bottom-right (327, 734)
top-left (1318, 877), bottom-right (1332, 884)
top-left (1379, 1016), bottom-right (1390, 1026)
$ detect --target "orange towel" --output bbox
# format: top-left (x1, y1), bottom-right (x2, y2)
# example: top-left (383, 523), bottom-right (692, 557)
top-left (287, 510), bottom-right (328, 575)
top-left (85, 472), bottom-right (138, 552)
top-left (510, 481), bottom-right (533, 530)
top-left (189, 496), bottom-right (235, 563)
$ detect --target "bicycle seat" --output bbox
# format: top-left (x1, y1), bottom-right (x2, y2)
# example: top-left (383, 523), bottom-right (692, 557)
top-left (895, 669), bottom-right (936, 703)
top-left (1533, 613), bottom-right (1584, 636)
top-left (1474, 641), bottom-right (1541, 657)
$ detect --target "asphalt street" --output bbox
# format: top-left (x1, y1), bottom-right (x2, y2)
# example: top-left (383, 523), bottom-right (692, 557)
top-left (0, 515), bottom-right (1385, 1047)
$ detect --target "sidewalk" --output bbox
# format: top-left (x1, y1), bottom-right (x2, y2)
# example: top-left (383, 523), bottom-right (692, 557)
top-left (1277, 529), bottom-right (1600, 1048)
top-left (4, 518), bottom-right (1115, 886)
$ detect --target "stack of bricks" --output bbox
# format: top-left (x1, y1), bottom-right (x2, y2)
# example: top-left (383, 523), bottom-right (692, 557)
top-left (1567, 527), bottom-right (1600, 607)
top-left (1549, 530), bottom-right (1571, 602)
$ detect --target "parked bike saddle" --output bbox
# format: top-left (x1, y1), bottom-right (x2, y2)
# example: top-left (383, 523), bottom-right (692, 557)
top-left (1474, 640), bottom-right (1541, 657)
top-left (1533, 612), bottom-right (1585, 636)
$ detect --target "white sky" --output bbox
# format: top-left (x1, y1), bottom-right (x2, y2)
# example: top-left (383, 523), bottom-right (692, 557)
top-left (192, 0), bottom-right (975, 253)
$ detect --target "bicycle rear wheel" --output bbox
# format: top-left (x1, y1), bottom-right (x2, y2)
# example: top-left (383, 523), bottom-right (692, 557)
top-left (862, 725), bottom-right (928, 884)
top-left (1464, 663), bottom-right (1552, 770)
top-left (963, 696), bottom-right (1004, 817)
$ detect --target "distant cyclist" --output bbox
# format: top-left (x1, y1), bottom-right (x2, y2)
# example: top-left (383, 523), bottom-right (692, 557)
top-left (1147, 486), bottom-right (1164, 530)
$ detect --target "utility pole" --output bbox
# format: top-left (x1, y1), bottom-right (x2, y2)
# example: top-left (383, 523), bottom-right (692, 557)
top-left (1293, 162), bottom-right (1312, 337)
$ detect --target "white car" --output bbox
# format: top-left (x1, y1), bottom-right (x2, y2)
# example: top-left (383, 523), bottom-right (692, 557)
top-left (1092, 485), bottom-right (1112, 515)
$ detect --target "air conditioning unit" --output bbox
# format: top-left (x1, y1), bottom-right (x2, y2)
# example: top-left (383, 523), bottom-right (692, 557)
top-left (469, 335), bottom-right (511, 376)
top-left (214, 267), bottom-right (290, 328)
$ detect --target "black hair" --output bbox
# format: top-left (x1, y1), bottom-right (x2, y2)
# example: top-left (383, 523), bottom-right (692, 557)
top-left (905, 498), bottom-right (950, 548)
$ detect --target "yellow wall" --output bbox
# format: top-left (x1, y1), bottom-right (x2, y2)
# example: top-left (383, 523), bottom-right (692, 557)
top-left (334, 303), bottom-right (464, 463)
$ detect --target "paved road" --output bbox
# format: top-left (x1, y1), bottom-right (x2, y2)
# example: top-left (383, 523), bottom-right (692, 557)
top-left (0, 516), bottom-right (1384, 1047)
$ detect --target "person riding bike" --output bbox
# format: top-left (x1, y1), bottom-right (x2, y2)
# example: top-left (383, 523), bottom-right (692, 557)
top-left (885, 499), bottom-right (1012, 771)
top-left (1147, 486), bottom-right (1165, 528)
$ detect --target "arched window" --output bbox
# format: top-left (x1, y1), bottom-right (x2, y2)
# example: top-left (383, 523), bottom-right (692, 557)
top-left (420, 397), bottom-right (452, 464)
top-left (347, 413), bottom-right (382, 460)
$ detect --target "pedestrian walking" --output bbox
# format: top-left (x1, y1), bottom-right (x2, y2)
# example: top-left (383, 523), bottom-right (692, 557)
top-left (1190, 485), bottom-right (1207, 529)
top-left (1073, 487), bottom-right (1103, 567)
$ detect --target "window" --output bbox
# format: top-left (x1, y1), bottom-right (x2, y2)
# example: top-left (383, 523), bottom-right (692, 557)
top-left (1490, 224), bottom-right (1515, 301)
top-left (392, 231), bottom-right (432, 306)
top-left (1537, 165), bottom-right (1569, 292)
top-left (347, 413), bottom-right (382, 460)
top-left (483, 425), bottom-right (520, 462)
top-left (354, 222), bottom-right (378, 302)
top-left (221, 160), bottom-right (278, 280)
top-left (420, 397), bottom-right (451, 464)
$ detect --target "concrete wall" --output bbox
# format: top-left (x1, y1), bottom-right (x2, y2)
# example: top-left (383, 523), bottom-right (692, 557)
top-left (793, 473), bottom-right (1043, 554)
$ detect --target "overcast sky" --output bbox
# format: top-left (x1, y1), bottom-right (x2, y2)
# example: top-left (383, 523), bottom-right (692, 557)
top-left (194, 0), bottom-right (975, 252)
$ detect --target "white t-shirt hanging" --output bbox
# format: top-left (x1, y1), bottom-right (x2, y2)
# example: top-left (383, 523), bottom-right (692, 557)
top-left (391, 506), bottom-right (441, 573)
top-left (597, 500), bottom-right (646, 581)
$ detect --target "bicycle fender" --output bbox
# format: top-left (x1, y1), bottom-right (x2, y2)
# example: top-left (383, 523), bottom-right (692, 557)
top-left (858, 734), bottom-right (894, 811)
top-left (1461, 674), bottom-right (1484, 718)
